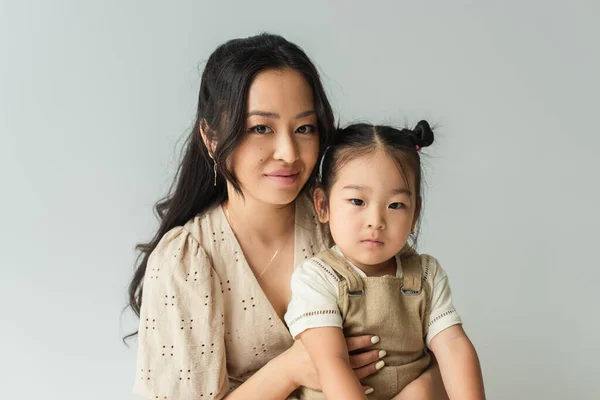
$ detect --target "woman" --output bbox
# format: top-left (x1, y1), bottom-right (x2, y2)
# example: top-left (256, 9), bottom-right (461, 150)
top-left (128, 33), bottom-right (447, 400)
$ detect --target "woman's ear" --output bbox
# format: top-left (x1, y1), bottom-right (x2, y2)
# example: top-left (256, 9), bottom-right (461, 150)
top-left (313, 188), bottom-right (330, 223)
top-left (199, 119), bottom-right (217, 157)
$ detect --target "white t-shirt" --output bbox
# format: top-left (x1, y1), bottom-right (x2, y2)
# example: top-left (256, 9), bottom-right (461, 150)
top-left (285, 246), bottom-right (462, 347)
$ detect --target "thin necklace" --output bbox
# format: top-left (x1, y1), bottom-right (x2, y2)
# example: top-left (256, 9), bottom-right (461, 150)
top-left (223, 203), bottom-right (294, 278)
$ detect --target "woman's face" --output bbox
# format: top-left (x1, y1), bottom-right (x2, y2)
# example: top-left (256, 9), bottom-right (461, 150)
top-left (230, 68), bottom-right (320, 206)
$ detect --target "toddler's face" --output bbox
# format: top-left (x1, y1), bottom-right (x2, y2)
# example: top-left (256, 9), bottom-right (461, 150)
top-left (319, 149), bottom-right (419, 271)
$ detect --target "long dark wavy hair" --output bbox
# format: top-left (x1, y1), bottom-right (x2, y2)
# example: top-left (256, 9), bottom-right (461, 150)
top-left (126, 33), bottom-right (335, 337)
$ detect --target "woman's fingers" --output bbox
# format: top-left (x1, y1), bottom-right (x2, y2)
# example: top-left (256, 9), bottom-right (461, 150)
top-left (345, 335), bottom-right (385, 381)
top-left (349, 349), bottom-right (385, 369)
top-left (354, 359), bottom-right (385, 380)
top-left (345, 335), bottom-right (379, 352)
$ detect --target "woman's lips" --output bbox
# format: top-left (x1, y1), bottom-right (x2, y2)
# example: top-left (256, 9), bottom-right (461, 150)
top-left (265, 170), bottom-right (300, 186)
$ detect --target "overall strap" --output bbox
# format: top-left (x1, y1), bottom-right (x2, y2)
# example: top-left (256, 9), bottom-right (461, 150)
top-left (400, 252), bottom-right (423, 295)
top-left (318, 249), bottom-right (364, 295)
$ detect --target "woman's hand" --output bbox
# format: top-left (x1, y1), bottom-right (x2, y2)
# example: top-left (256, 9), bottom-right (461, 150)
top-left (281, 335), bottom-right (385, 392)
top-left (346, 335), bottom-right (386, 381)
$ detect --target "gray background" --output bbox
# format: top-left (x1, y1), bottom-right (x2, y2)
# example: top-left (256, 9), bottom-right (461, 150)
top-left (1, 1), bottom-right (598, 399)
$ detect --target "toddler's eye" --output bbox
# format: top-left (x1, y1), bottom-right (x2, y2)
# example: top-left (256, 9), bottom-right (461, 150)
top-left (389, 202), bottom-right (405, 209)
top-left (350, 199), bottom-right (364, 206)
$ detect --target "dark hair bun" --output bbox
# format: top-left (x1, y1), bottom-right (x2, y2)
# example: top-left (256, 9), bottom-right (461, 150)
top-left (413, 120), bottom-right (434, 148)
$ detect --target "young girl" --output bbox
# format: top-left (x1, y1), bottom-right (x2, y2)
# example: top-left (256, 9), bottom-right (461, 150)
top-left (284, 121), bottom-right (485, 400)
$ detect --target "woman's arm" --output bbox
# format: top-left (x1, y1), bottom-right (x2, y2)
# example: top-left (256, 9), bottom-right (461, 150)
top-left (133, 229), bottom-right (230, 400)
top-left (429, 325), bottom-right (485, 400)
top-left (223, 354), bottom-right (298, 400)
top-left (225, 335), bottom-right (380, 400)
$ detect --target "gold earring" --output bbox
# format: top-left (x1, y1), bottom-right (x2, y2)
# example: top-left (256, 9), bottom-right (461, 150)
top-left (213, 160), bottom-right (217, 186)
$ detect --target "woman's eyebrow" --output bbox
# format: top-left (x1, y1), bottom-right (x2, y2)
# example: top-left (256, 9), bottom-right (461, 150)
top-left (247, 110), bottom-right (316, 119)
top-left (295, 110), bottom-right (316, 119)
top-left (247, 110), bottom-right (279, 118)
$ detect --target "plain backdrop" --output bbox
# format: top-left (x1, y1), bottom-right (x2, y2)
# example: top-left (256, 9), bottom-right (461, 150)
top-left (1, 1), bottom-right (598, 399)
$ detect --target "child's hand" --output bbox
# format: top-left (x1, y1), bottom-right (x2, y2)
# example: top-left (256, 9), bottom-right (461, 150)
top-left (282, 335), bottom-right (383, 391)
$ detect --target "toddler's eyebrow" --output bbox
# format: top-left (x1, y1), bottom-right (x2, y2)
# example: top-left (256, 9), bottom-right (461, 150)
top-left (342, 185), bottom-right (411, 196)
top-left (342, 184), bottom-right (369, 191)
top-left (392, 188), bottom-right (412, 196)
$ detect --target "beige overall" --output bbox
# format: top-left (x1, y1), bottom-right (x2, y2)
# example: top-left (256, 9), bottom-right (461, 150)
top-left (299, 248), bottom-right (432, 400)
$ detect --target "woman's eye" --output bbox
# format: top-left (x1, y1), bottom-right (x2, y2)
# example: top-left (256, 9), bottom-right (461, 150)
top-left (350, 199), bottom-right (365, 206)
top-left (248, 125), bottom-right (273, 134)
top-left (296, 124), bottom-right (317, 134)
top-left (389, 202), bottom-right (405, 209)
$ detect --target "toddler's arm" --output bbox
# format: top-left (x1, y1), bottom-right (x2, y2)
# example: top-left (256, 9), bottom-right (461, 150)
top-left (429, 325), bottom-right (485, 400)
top-left (299, 327), bottom-right (368, 400)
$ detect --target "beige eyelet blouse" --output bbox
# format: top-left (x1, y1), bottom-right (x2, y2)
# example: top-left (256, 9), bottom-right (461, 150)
top-left (134, 195), bottom-right (328, 400)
